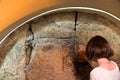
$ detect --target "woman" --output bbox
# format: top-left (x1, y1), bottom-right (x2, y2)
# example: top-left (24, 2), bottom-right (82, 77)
top-left (78, 35), bottom-right (120, 80)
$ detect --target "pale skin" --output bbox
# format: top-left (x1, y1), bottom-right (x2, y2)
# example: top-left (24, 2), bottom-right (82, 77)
top-left (97, 58), bottom-right (116, 71)
top-left (78, 45), bottom-right (91, 64)
top-left (78, 45), bottom-right (116, 71)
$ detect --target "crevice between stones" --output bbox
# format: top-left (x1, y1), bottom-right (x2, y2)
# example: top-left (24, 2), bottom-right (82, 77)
top-left (24, 23), bottom-right (35, 80)
top-left (74, 11), bottom-right (78, 31)
top-left (25, 23), bottom-right (34, 65)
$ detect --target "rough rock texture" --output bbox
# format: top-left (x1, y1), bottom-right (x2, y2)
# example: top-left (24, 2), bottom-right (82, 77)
top-left (0, 11), bottom-right (120, 80)
top-left (76, 12), bottom-right (120, 67)
top-left (31, 12), bottom-right (75, 39)
top-left (25, 42), bottom-right (75, 80)
top-left (0, 24), bottom-right (29, 80)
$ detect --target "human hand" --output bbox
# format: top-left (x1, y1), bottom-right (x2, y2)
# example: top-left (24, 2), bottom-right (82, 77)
top-left (78, 44), bottom-right (89, 61)
top-left (78, 45), bottom-right (85, 53)
top-left (74, 44), bottom-right (92, 65)
top-left (76, 45), bottom-right (86, 61)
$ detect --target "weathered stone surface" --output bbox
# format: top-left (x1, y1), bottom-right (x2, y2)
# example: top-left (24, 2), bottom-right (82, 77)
top-left (0, 11), bottom-right (120, 80)
top-left (31, 12), bottom-right (75, 39)
top-left (25, 43), bottom-right (76, 80)
top-left (0, 24), bottom-right (29, 80)
top-left (23, 38), bottom-right (77, 80)
top-left (76, 12), bottom-right (120, 67)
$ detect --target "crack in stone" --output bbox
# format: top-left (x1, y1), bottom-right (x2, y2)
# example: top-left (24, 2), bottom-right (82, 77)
top-left (74, 11), bottom-right (78, 31)
top-left (25, 23), bottom-right (34, 66)
top-left (25, 23), bottom-right (34, 67)
top-left (24, 23), bottom-right (35, 80)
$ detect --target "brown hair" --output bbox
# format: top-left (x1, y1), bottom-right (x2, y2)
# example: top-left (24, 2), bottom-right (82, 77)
top-left (86, 35), bottom-right (114, 60)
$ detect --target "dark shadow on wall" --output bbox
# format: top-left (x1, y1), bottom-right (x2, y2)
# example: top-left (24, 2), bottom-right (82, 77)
top-left (73, 59), bottom-right (93, 80)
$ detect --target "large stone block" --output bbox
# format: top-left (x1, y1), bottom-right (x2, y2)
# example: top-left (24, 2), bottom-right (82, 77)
top-left (25, 43), bottom-right (76, 80)
top-left (31, 12), bottom-right (75, 39)
top-left (0, 24), bottom-right (29, 80)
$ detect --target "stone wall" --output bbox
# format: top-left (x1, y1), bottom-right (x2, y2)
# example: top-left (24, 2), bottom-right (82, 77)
top-left (0, 11), bottom-right (120, 80)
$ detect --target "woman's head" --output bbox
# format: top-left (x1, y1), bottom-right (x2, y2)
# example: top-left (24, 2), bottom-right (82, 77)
top-left (86, 35), bottom-right (114, 60)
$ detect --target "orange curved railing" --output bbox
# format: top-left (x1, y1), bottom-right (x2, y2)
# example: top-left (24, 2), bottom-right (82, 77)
top-left (0, 0), bottom-right (120, 44)
top-left (0, 0), bottom-right (62, 31)
top-left (0, 0), bottom-right (120, 32)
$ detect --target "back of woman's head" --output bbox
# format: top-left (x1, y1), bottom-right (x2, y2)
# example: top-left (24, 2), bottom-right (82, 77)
top-left (86, 35), bottom-right (114, 60)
